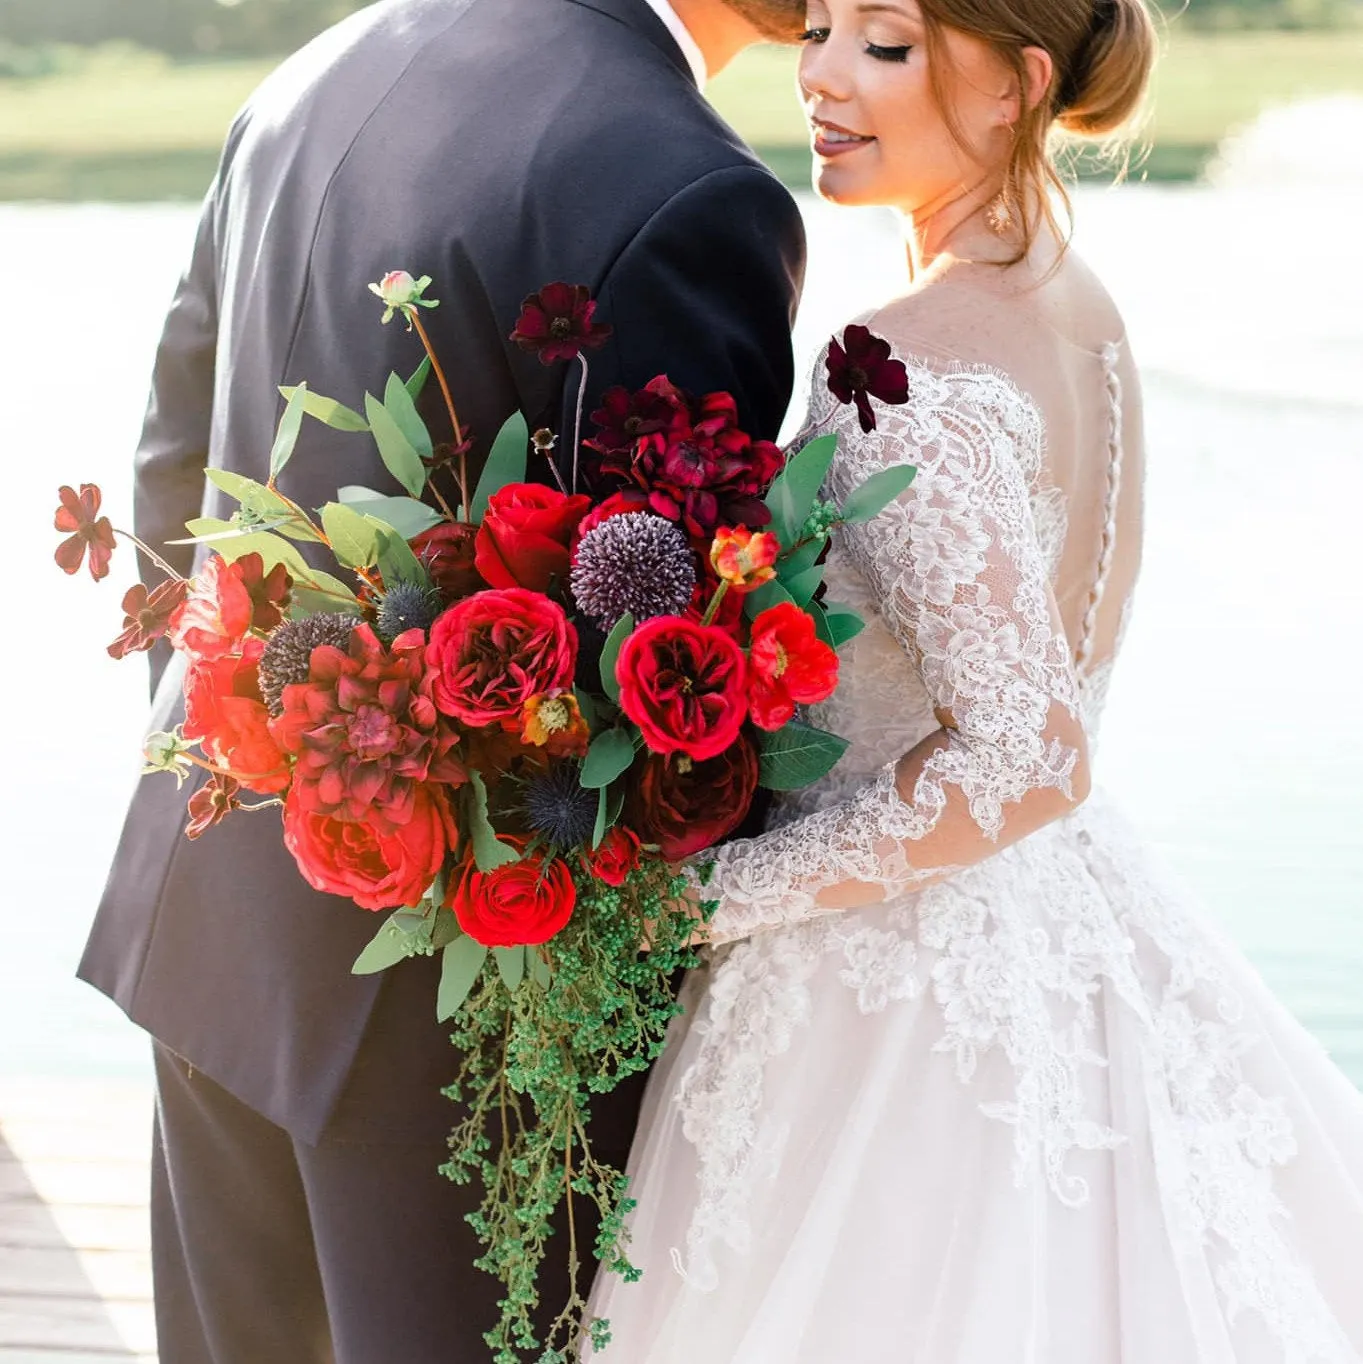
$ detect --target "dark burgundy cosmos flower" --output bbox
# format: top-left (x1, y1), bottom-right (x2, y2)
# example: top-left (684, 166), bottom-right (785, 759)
top-left (588, 382), bottom-right (685, 454)
top-left (510, 283), bottom-right (613, 365)
top-left (825, 325), bottom-right (910, 433)
top-left (107, 579), bottom-right (190, 660)
top-left (54, 484), bottom-right (117, 581)
top-left (186, 772), bottom-right (243, 841)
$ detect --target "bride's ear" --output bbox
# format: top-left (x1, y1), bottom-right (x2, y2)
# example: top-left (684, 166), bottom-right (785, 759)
top-left (1018, 46), bottom-right (1054, 117)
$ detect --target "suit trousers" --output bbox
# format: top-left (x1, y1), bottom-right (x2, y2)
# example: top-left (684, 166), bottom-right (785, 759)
top-left (150, 1041), bottom-right (510, 1363)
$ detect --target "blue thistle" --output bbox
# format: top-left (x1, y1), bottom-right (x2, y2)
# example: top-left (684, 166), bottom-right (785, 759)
top-left (376, 580), bottom-right (442, 643)
top-left (524, 765), bottom-right (598, 849)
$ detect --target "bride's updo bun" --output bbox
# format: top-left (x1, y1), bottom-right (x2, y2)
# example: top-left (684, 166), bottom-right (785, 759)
top-left (1055, 0), bottom-right (1158, 137)
top-left (916, 0), bottom-right (1157, 259)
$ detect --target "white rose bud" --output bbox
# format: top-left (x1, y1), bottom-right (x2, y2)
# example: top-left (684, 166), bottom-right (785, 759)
top-left (367, 271), bottom-right (439, 326)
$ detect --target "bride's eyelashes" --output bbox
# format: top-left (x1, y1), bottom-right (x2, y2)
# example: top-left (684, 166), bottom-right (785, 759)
top-left (798, 28), bottom-right (914, 62)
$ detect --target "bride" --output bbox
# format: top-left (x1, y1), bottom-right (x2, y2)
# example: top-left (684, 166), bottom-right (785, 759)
top-left (588, 0), bottom-right (1363, 1358)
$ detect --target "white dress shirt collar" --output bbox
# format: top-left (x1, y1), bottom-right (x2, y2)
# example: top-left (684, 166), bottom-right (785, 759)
top-left (643, 0), bottom-right (708, 89)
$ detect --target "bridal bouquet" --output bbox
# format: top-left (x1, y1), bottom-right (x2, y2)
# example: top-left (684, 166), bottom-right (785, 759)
top-left (56, 273), bottom-right (914, 1362)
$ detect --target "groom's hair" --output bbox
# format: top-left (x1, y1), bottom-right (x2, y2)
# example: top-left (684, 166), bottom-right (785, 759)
top-left (720, 0), bottom-right (807, 41)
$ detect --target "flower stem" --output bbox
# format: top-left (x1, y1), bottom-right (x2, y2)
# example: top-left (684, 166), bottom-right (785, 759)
top-left (410, 311), bottom-right (470, 521)
top-left (571, 353), bottom-right (589, 495)
top-left (700, 579), bottom-right (730, 628)
top-left (115, 529), bottom-right (184, 582)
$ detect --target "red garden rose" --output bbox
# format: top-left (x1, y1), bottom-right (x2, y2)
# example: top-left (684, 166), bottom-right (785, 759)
top-left (628, 738), bottom-right (759, 860)
top-left (428, 588), bottom-right (578, 728)
top-left (583, 825), bottom-right (641, 888)
top-left (474, 483), bottom-right (592, 592)
top-left (183, 636), bottom-right (290, 794)
top-left (510, 283), bottom-right (612, 365)
top-left (616, 615), bottom-right (747, 761)
top-left (270, 624), bottom-right (465, 831)
top-left (169, 554), bottom-right (255, 661)
top-left (284, 781), bottom-right (453, 911)
top-left (747, 602), bottom-right (841, 730)
top-left (826, 324), bottom-right (910, 433)
top-left (107, 578), bottom-right (189, 660)
top-left (54, 483), bottom-right (116, 582)
top-left (411, 521), bottom-right (483, 603)
top-left (446, 843), bottom-right (576, 947)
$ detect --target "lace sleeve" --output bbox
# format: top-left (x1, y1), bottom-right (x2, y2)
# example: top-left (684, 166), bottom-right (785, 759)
top-left (698, 378), bottom-right (1089, 945)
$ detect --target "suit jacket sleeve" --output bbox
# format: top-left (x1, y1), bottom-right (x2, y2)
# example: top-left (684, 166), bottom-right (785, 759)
top-left (133, 176), bottom-right (223, 698)
top-left (562, 163), bottom-right (806, 446)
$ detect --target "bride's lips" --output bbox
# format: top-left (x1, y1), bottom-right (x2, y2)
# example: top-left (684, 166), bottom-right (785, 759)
top-left (810, 118), bottom-right (875, 159)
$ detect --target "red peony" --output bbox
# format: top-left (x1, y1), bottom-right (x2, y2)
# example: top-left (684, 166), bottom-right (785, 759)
top-left (284, 782), bottom-right (453, 911)
top-left (747, 602), bottom-right (841, 730)
top-left (54, 483), bottom-right (117, 582)
top-left (628, 739), bottom-right (759, 860)
top-left (583, 825), bottom-right (641, 888)
top-left (446, 843), bottom-right (576, 947)
top-left (169, 554), bottom-right (255, 662)
top-left (107, 579), bottom-right (189, 660)
top-left (183, 636), bottom-right (290, 794)
top-left (586, 377), bottom-right (783, 538)
top-left (510, 282), bottom-right (613, 365)
top-left (270, 624), bottom-right (465, 832)
top-left (825, 324), bottom-right (910, 434)
top-left (474, 483), bottom-right (592, 593)
top-left (428, 588), bottom-right (577, 728)
top-left (411, 521), bottom-right (483, 603)
top-left (616, 615), bottom-right (747, 762)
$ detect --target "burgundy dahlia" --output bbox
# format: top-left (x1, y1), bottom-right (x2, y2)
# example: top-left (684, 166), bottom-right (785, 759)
top-left (826, 325), bottom-right (910, 433)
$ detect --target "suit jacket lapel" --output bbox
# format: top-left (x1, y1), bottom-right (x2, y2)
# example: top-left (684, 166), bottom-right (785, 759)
top-left (561, 0), bottom-right (696, 84)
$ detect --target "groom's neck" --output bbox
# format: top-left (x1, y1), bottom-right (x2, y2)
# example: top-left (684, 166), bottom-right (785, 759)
top-left (670, 0), bottom-right (762, 76)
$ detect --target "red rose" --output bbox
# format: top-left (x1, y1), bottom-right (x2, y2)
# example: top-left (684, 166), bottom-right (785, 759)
top-left (428, 588), bottom-right (577, 728)
top-left (411, 522), bottom-right (483, 603)
top-left (748, 602), bottom-right (841, 730)
top-left (446, 844), bottom-right (576, 947)
top-left (283, 782), bottom-right (453, 911)
top-left (628, 739), bottom-right (759, 860)
top-left (182, 636), bottom-right (289, 793)
top-left (616, 616), bottom-right (747, 761)
top-left (583, 825), bottom-right (641, 888)
top-left (169, 554), bottom-right (255, 661)
top-left (474, 483), bottom-right (592, 592)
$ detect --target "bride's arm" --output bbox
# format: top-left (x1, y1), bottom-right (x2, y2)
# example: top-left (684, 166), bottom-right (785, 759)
top-left (694, 391), bottom-right (1091, 945)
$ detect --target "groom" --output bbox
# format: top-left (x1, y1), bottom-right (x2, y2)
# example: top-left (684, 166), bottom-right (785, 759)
top-left (80, 0), bottom-right (806, 1358)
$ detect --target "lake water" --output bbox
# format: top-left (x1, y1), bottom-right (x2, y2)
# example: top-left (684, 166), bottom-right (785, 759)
top-left (2, 170), bottom-right (1361, 1086)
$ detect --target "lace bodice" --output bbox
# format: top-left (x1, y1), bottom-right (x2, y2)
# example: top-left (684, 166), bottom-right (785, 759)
top-left (698, 346), bottom-right (1131, 946)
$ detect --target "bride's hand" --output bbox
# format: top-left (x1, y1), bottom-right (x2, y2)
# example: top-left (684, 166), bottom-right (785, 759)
top-left (639, 871), bottom-right (711, 952)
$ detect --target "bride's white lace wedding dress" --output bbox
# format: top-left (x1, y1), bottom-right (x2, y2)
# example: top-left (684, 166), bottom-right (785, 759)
top-left (587, 322), bottom-right (1363, 1363)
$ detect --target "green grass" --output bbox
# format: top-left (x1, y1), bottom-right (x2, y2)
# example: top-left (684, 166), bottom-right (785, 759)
top-left (1, 29), bottom-right (1362, 200)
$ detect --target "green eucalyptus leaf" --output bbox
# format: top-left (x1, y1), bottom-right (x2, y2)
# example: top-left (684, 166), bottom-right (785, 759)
top-left (438, 936), bottom-right (489, 1021)
top-left (320, 502), bottom-right (381, 570)
top-left (269, 383), bottom-right (309, 482)
top-left (580, 728), bottom-right (637, 790)
top-left (598, 612), bottom-right (634, 704)
top-left (776, 537), bottom-right (825, 582)
top-left (405, 356), bottom-right (432, 403)
top-left (467, 772), bottom-right (521, 872)
top-left (840, 463), bottom-right (917, 525)
top-left (471, 411), bottom-right (529, 522)
top-left (337, 488), bottom-right (443, 539)
top-left (783, 563), bottom-right (825, 607)
top-left (574, 687), bottom-right (600, 731)
top-left (757, 720), bottom-right (851, 791)
top-left (279, 384), bottom-right (369, 433)
top-left (351, 908), bottom-right (433, 975)
top-left (201, 469), bottom-right (325, 541)
top-left (809, 598), bottom-right (833, 648)
top-left (493, 945), bottom-right (526, 992)
top-left (384, 371), bottom-right (435, 460)
top-left (765, 434), bottom-right (837, 543)
top-left (743, 578), bottom-right (796, 621)
top-left (529, 947), bottom-right (552, 991)
top-left (365, 392), bottom-right (427, 498)
top-left (374, 525), bottom-right (433, 590)
top-left (824, 606), bottom-right (867, 648)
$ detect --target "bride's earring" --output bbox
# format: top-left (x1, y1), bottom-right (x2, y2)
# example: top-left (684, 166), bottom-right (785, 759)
top-left (985, 190), bottom-right (1013, 236)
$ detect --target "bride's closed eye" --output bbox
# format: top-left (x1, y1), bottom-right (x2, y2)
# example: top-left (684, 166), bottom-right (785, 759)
top-left (798, 28), bottom-right (913, 62)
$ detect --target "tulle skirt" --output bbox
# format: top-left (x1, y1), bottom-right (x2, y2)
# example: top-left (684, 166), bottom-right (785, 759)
top-left (586, 792), bottom-right (1363, 1363)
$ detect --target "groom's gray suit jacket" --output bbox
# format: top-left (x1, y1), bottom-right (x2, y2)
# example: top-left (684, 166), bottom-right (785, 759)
top-left (80, 0), bottom-right (805, 1145)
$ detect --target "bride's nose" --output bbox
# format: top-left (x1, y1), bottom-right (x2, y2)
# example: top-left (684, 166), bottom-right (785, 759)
top-left (799, 40), bottom-right (854, 107)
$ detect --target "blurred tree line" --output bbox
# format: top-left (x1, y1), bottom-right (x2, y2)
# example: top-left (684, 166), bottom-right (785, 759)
top-left (0, 0), bottom-right (1357, 64)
